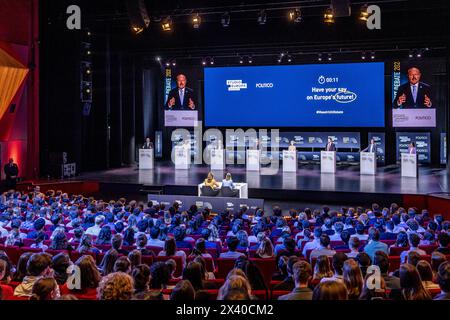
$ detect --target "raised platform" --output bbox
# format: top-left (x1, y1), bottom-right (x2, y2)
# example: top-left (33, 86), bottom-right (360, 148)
top-left (72, 162), bottom-right (449, 205)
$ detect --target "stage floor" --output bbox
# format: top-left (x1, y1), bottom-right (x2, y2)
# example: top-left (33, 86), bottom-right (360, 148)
top-left (77, 162), bottom-right (450, 199)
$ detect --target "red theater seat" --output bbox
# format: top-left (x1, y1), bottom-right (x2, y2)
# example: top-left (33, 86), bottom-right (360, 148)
top-left (271, 290), bottom-right (291, 300)
top-left (216, 258), bottom-right (237, 279)
top-left (250, 258), bottom-right (276, 287)
top-left (389, 246), bottom-right (409, 256)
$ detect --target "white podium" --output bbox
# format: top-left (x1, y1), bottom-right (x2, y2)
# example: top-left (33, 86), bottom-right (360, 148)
top-left (174, 145), bottom-right (190, 170)
top-left (321, 151), bottom-right (336, 174)
top-left (282, 150), bottom-right (297, 172)
top-left (139, 149), bottom-right (154, 169)
top-left (360, 152), bottom-right (376, 175)
top-left (210, 149), bottom-right (225, 170)
top-left (246, 150), bottom-right (260, 171)
top-left (401, 153), bottom-right (418, 178)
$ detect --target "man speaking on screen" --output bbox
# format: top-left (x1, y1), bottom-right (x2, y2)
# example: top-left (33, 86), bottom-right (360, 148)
top-left (165, 74), bottom-right (196, 110)
top-left (393, 66), bottom-right (432, 109)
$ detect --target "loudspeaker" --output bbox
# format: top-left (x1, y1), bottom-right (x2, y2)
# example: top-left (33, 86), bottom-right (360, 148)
top-left (331, 0), bottom-right (351, 17)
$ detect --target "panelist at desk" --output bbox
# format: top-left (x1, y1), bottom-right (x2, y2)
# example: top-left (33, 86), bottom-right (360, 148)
top-left (142, 137), bottom-right (154, 149)
top-left (361, 138), bottom-right (377, 155)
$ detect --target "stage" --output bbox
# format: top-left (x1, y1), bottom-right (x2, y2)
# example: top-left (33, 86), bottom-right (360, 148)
top-left (72, 162), bottom-right (450, 206)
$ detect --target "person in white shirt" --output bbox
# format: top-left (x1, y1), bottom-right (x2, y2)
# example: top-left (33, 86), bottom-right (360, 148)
top-left (302, 228), bottom-right (322, 257)
top-left (400, 233), bottom-right (426, 264)
top-left (329, 222), bottom-right (344, 241)
top-left (85, 215), bottom-right (104, 237)
top-left (0, 224), bottom-right (8, 238)
top-left (147, 227), bottom-right (165, 248)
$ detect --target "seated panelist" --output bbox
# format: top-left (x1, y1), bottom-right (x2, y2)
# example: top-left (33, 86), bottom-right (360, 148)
top-left (221, 173), bottom-right (235, 189)
top-left (204, 172), bottom-right (220, 190)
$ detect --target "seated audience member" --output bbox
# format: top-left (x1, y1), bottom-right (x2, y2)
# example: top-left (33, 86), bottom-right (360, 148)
top-left (297, 229), bottom-right (312, 251)
top-left (431, 251), bottom-right (447, 281)
top-left (276, 236), bottom-right (297, 259)
top-left (219, 236), bottom-right (245, 259)
top-left (128, 250), bottom-right (142, 269)
top-left (312, 255), bottom-right (334, 284)
top-left (26, 218), bottom-right (47, 240)
top-left (373, 251), bottom-right (401, 295)
top-left (14, 253), bottom-right (54, 297)
top-left (400, 233), bottom-right (426, 264)
top-left (363, 228), bottom-right (388, 262)
top-left (170, 280), bottom-right (195, 301)
top-left (254, 237), bottom-right (274, 259)
top-left (416, 260), bottom-right (440, 290)
top-left (342, 259), bottom-right (364, 300)
top-left (355, 252), bottom-right (371, 277)
top-left (61, 255), bottom-right (101, 299)
top-left (97, 272), bottom-right (134, 301)
top-left (148, 227), bottom-right (165, 248)
top-left (399, 263), bottom-right (431, 300)
top-left (68, 227), bottom-right (84, 245)
top-left (272, 256), bottom-right (289, 281)
top-left (302, 227), bottom-right (322, 257)
top-left (436, 233), bottom-right (450, 254)
top-left (29, 277), bottom-right (59, 301)
top-left (310, 234), bottom-right (336, 262)
top-left (420, 231), bottom-right (436, 246)
top-left (217, 275), bottom-right (252, 300)
top-left (158, 237), bottom-right (187, 268)
top-left (234, 256), bottom-right (267, 291)
top-left (359, 273), bottom-right (387, 300)
top-left (30, 232), bottom-right (48, 252)
top-left (392, 231), bottom-right (409, 250)
top-left (278, 261), bottom-right (313, 300)
top-left (333, 230), bottom-right (351, 250)
top-left (321, 252), bottom-right (347, 283)
top-left (122, 227), bottom-right (136, 247)
top-left (132, 264), bottom-right (163, 300)
top-left (99, 249), bottom-right (119, 276)
top-left (136, 234), bottom-right (155, 256)
top-left (312, 280), bottom-right (348, 300)
top-left (380, 221), bottom-right (398, 240)
top-left (0, 260), bottom-right (14, 300)
top-left (434, 262), bottom-right (450, 300)
top-left (343, 217), bottom-right (355, 235)
top-left (77, 234), bottom-right (100, 255)
top-left (273, 256), bottom-right (299, 291)
top-left (150, 262), bottom-right (171, 290)
top-left (236, 230), bottom-right (249, 250)
top-left (11, 252), bottom-right (33, 283)
top-left (49, 231), bottom-right (72, 251)
top-left (85, 215), bottom-right (104, 237)
top-left (347, 236), bottom-right (361, 258)
top-left (5, 220), bottom-right (26, 246)
top-left (329, 222), bottom-right (344, 241)
top-left (95, 226), bottom-right (112, 245)
top-left (182, 261), bottom-right (214, 292)
top-left (174, 226), bottom-right (193, 250)
top-left (111, 234), bottom-right (129, 255)
top-left (51, 253), bottom-right (71, 285)
top-left (353, 223), bottom-right (368, 241)
top-left (193, 256), bottom-right (215, 281)
top-left (114, 256), bottom-right (132, 274)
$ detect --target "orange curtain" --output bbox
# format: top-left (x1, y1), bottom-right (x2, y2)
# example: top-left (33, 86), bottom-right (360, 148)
top-left (0, 47), bottom-right (29, 119)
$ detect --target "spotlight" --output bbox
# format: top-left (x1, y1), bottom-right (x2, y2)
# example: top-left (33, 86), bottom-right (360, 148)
top-left (324, 7), bottom-right (334, 24)
top-left (416, 50), bottom-right (422, 58)
top-left (192, 13), bottom-right (201, 29)
top-left (327, 53), bottom-right (332, 61)
top-left (155, 56), bottom-right (161, 62)
top-left (239, 56), bottom-right (244, 64)
top-left (210, 57), bottom-right (214, 65)
top-left (221, 12), bottom-right (230, 27)
top-left (359, 4), bottom-right (369, 21)
top-left (318, 53), bottom-right (323, 62)
top-left (361, 52), bottom-right (366, 60)
top-left (171, 59), bottom-right (176, 66)
top-left (408, 50), bottom-right (414, 58)
top-left (165, 61), bottom-right (170, 67)
top-left (287, 55), bottom-right (292, 63)
top-left (131, 25), bottom-right (144, 34)
top-left (87, 31), bottom-right (91, 36)
top-left (202, 58), bottom-right (207, 66)
top-left (288, 8), bottom-right (302, 23)
top-left (161, 17), bottom-right (172, 31)
top-left (257, 10), bottom-right (267, 25)
top-left (248, 55), bottom-right (253, 64)
top-left (86, 68), bottom-right (91, 75)
top-left (87, 50), bottom-right (92, 56)
top-left (370, 51), bottom-right (375, 60)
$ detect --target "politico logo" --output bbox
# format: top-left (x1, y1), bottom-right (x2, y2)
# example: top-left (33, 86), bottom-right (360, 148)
top-left (256, 83), bottom-right (274, 88)
top-left (226, 80), bottom-right (247, 91)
